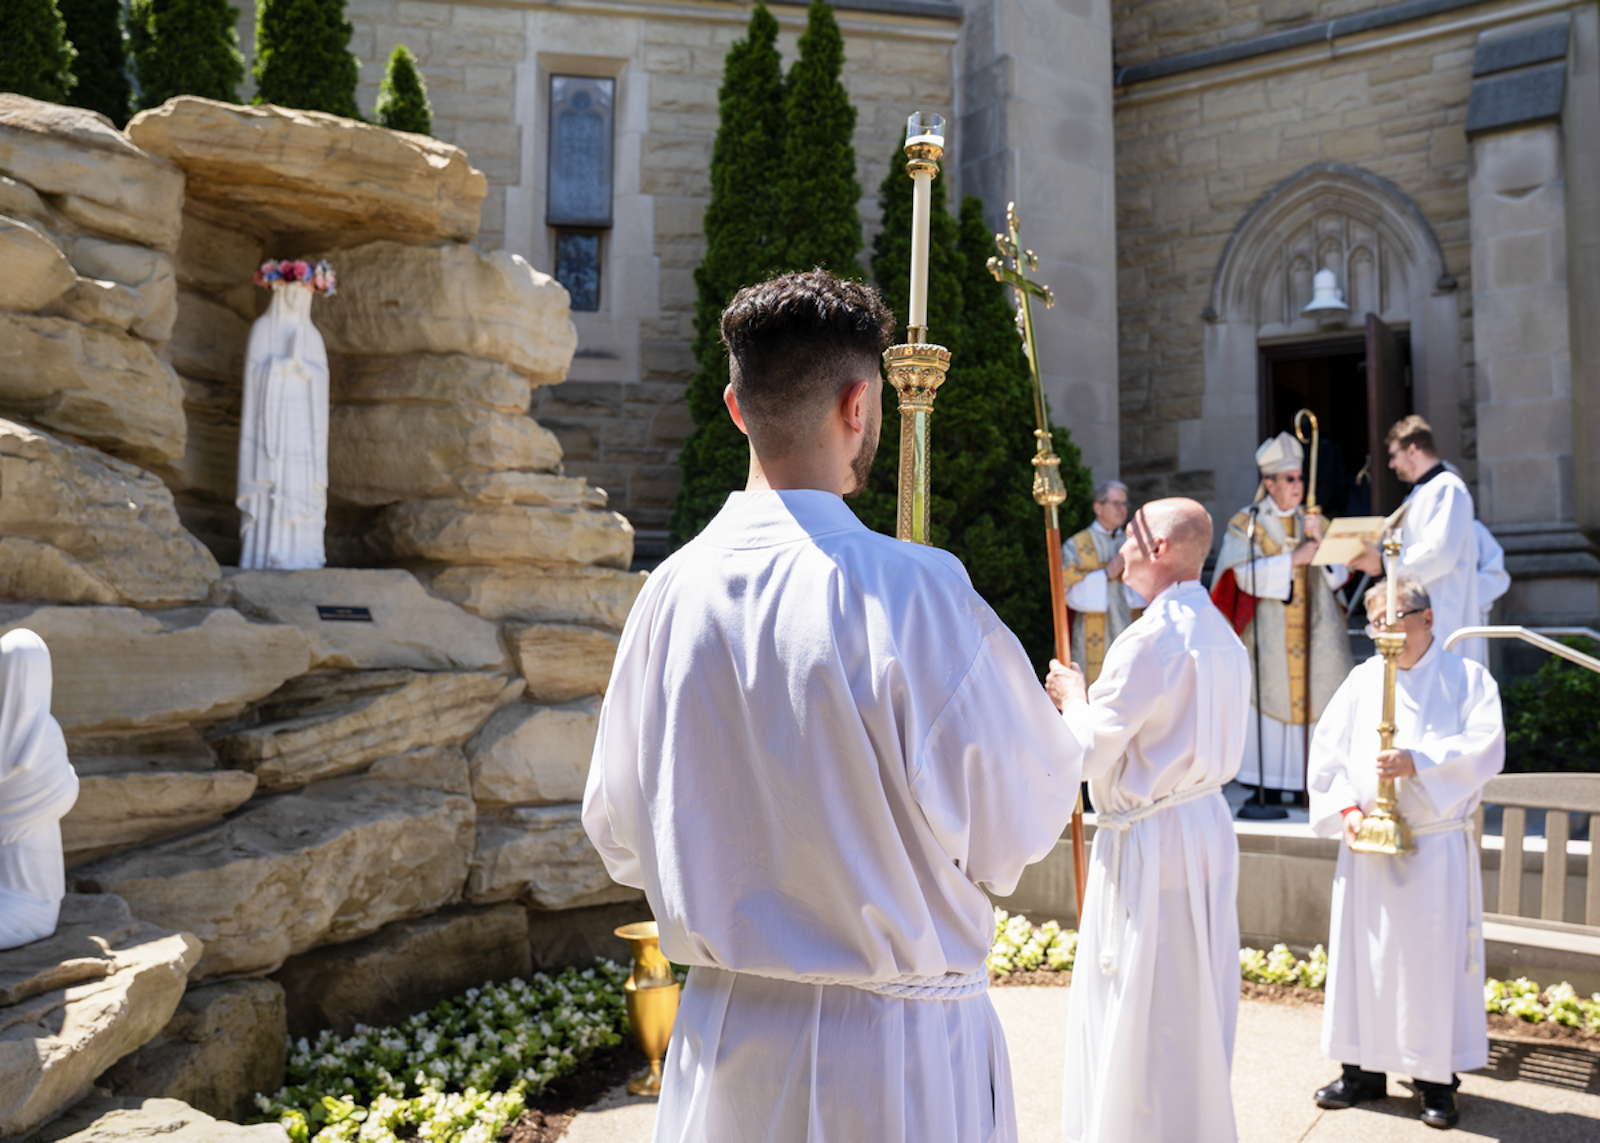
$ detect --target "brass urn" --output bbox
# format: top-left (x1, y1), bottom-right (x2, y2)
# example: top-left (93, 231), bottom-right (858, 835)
top-left (614, 921), bottom-right (680, 1097)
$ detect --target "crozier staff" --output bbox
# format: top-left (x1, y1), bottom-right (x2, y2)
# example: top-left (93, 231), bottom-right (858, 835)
top-left (1047, 498), bottom-right (1251, 1143)
top-left (1307, 578), bottom-right (1504, 1130)
top-left (583, 271), bottom-right (1084, 1143)
top-left (1061, 480), bottom-right (1147, 685)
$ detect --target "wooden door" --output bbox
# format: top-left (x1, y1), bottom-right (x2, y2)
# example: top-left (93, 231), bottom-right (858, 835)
top-left (1365, 314), bottom-right (1406, 515)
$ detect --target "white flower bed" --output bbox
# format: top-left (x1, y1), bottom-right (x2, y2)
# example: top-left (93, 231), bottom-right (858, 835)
top-left (252, 962), bottom-right (630, 1142)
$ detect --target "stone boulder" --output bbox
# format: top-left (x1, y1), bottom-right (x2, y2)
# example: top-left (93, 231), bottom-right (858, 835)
top-left (64, 727), bottom-right (216, 777)
top-left (272, 904), bottom-right (532, 1037)
top-left (0, 95), bottom-right (185, 253)
top-left (454, 471), bottom-right (607, 508)
top-left (212, 668), bottom-right (522, 790)
top-left (365, 743), bottom-right (471, 795)
top-left (508, 623), bottom-right (618, 702)
top-left (61, 771), bottom-right (259, 867)
top-left (226, 567), bottom-right (507, 672)
top-left (468, 804), bottom-right (641, 911)
top-left (100, 980), bottom-right (286, 1122)
top-left (74, 770), bottom-right (476, 978)
top-left (44, 276), bottom-right (143, 334)
top-left (0, 895), bottom-right (201, 1138)
top-left (0, 313), bottom-right (186, 466)
top-left (0, 173), bottom-right (51, 226)
top-left (168, 287), bottom-right (250, 385)
top-left (127, 97), bottom-right (485, 246)
top-left (465, 698), bottom-right (599, 807)
top-left (0, 605), bottom-right (311, 733)
top-left (307, 241), bottom-right (577, 384)
top-left (0, 420), bottom-right (220, 606)
top-left (426, 564), bottom-right (647, 630)
top-left (329, 404), bottom-right (562, 505)
top-left (33, 1097), bottom-right (288, 1142)
top-left (0, 214), bottom-right (75, 311)
top-left (162, 374), bottom-right (240, 509)
top-left (330, 352), bottom-right (534, 411)
top-left (173, 208), bottom-right (263, 320)
top-left (58, 234), bottom-right (178, 343)
top-left (371, 500), bottom-right (634, 568)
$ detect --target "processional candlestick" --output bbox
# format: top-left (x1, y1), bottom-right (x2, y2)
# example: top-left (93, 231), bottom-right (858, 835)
top-left (887, 112), bottom-right (953, 545)
top-left (1349, 532), bottom-right (1417, 855)
top-left (986, 203), bottom-right (1088, 915)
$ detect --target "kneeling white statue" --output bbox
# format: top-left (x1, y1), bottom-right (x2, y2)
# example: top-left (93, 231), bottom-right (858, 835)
top-left (238, 259), bottom-right (337, 570)
top-left (0, 629), bottom-right (79, 950)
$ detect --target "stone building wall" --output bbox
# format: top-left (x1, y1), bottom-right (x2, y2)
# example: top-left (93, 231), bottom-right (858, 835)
top-left (1111, 0), bottom-right (1393, 67)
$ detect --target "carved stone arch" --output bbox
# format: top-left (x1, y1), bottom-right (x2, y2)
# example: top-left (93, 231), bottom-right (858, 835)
top-left (1189, 163), bottom-right (1464, 538)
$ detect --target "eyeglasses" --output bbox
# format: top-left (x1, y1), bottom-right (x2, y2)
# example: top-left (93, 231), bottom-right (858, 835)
top-left (1364, 610), bottom-right (1421, 637)
top-left (1269, 474), bottom-right (1304, 484)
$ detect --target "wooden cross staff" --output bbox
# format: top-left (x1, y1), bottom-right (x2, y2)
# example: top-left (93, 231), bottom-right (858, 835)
top-left (987, 203), bottom-right (1088, 920)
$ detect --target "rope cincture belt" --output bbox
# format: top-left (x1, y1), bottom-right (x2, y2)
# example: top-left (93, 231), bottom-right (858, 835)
top-left (1409, 816), bottom-right (1483, 976)
top-left (1096, 782), bottom-right (1227, 977)
top-left (792, 967), bottom-right (990, 1001)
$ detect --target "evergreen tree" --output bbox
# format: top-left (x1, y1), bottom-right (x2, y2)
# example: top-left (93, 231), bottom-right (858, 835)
top-left (0, 0), bottom-right (77, 104)
top-left (771, 0), bottom-right (861, 276)
top-left (252, 0), bottom-right (360, 119)
top-left (60, 0), bottom-right (130, 125)
top-left (374, 43), bottom-right (430, 134)
top-left (668, 2), bottom-right (785, 548)
top-left (129, 0), bottom-right (244, 108)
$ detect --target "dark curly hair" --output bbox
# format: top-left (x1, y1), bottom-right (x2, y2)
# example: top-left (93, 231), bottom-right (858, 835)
top-left (720, 269), bottom-right (894, 458)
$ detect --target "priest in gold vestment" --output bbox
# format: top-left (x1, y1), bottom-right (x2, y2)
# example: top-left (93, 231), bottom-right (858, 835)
top-left (1210, 434), bottom-right (1353, 800)
top-left (1062, 481), bottom-right (1147, 684)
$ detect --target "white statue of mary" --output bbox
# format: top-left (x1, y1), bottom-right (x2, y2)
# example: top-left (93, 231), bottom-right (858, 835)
top-left (238, 260), bottom-right (335, 570)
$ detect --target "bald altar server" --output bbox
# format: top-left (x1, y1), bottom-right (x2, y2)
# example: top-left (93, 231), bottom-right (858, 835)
top-left (1048, 498), bottom-right (1252, 1143)
top-left (1211, 433), bottom-right (1353, 802)
top-left (1309, 578), bottom-right (1504, 1129)
top-left (1351, 416), bottom-right (1482, 663)
top-left (1062, 480), bottom-right (1148, 684)
top-left (583, 271), bottom-right (1084, 1143)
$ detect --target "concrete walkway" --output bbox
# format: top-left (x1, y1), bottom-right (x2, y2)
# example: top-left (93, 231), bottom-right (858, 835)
top-left (564, 988), bottom-right (1600, 1142)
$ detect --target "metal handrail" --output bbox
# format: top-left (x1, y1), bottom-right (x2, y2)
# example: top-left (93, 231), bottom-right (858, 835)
top-left (1444, 626), bottom-right (1600, 675)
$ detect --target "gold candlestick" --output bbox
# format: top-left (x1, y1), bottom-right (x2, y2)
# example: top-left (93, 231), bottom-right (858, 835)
top-left (888, 112), bottom-right (952, 545)
top-left (614, 921), bottom-right (681, 1097)
top-left (1349, 535), bottom-right (1416, 856)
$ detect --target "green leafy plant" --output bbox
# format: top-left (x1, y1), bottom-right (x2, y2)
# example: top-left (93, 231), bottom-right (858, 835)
top-left (252, 0), bottom-right (360, 119)
top-left (252, 964), bottom-right (630, 1143)
top-left (1485, 977), bottom-right (1600, 1030)
top-left (128, 0), bottom-right (244, 109)
top-left (59, 0), bottom-right (129, 124)
top-left (1239, 942), bottom-right (1328, 989)
top-left (373, 43), bottom-right (429, 135)
top-left (0, 0), bottom-right (77, 104)
top-left (1501, 637), bottom-right (1600, 774)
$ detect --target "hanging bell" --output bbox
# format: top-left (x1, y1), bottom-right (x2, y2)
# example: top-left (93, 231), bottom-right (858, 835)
top-left (1302, 268), bottom-right (1350, 322)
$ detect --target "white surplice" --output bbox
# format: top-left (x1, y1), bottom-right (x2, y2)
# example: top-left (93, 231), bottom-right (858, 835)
top-left (1474, 520), bottom-right (1510, 624)
top-left (1396, 469), bottom-right (1481, 664)
top-left (583, 490), bottom-right (1084, 1143)
top-left (1308, 638), bottom-right (1504, 1083)
top-left (1059, 580), bottom-right (1252, 1143)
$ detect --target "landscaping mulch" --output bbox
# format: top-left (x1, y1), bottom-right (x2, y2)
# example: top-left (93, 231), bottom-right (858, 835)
top-left (501, 1040), bottom-right (648, 1143)
top-left (1487, 1012), bottom-right (1600, 1049)
top-left (991, 969), bottom-right (1072, 987)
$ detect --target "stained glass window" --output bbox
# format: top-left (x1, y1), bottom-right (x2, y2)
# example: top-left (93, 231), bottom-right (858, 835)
top-left (556, 231), bottom-right (601, 311)
top-left (548, 76), bottom-right (614, 228)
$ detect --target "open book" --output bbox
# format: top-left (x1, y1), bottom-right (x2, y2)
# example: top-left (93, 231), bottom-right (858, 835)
top-left (1311, 516), bottom-right (1386, 565)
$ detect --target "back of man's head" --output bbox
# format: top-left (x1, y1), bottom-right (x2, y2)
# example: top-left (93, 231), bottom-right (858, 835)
top-left (721, 270), bottom-right (894, 458)
top-left (1385, 414), bottom-right (1436, 458)
top-left (1143, 497), bottom-right (1213, 579)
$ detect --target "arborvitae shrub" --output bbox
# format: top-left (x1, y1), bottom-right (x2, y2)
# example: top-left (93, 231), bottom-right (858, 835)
top-left (0, 0), bottom-right (77, 104)
top-left (374, 43), bottom-right (430, 135)
top-left (128, 0), bottom-right (245, 108)
top-left (60, 0), bottom-right (130, 125)
top-left (253, 0), bottom-right (361, 119)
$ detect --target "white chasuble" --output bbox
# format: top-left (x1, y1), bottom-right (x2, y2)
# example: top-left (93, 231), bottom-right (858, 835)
top-left (1308, 639), bottom-right (1504, 1083)
top-left (1059, 581), bottom-right (1252, 1143)
top-left (238, 283), bottom-right (329, 570)
top-left (1210, 503), bottom-right (1353, 790)
top-left (1397, 469), bottom-right (1481, 664)
top-left (583, 490), bottom-right (1084, 1143)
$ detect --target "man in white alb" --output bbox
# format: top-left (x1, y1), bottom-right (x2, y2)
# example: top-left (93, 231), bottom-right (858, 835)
top-left (1473, 520), bottom-right (1510, 625)
top-left (1308, 578), bottom-right (1504, 1129)
top-left (1047, 498), bottom-right (1252, 1143)
top-left (583, 270), bottom-right (1085, 1143)
top-left (1350, 416), bottom-right (1482, 662)
top-left (1061, 480), bottom-right (1148, 685)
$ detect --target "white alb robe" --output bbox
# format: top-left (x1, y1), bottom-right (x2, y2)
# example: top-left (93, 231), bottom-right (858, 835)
top-left (1060, 581), bottom-right (1252, 1143)
top-left (1474, 520), bottom-right (1510, 625)
top-left (583, 490), bottom-right (1083, 1143)
top-left (1397, 469), bottom-right (1481, 663)
top-left (0, 629), bottom-right (79, 950)
top-left (1308, 639), bottom-right (1504, 1083)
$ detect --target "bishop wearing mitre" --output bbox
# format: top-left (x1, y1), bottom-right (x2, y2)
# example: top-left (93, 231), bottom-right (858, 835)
top-left (1308, 578), bottom-right (1504, 1130)
top-left (1210, 433), bottom-right (1353, 803)
top-left (1061, 480), bottom-right (1148, 683)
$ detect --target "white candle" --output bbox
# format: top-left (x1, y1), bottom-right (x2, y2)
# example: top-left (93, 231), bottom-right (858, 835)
top-left (1385, 546), bottom-right (1397, 629)
top-left (908, 172), bottom-right (931, 331)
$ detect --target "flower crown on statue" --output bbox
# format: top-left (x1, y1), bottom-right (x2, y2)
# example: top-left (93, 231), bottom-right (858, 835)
top-left (253, 259), bottom-right (338, 297)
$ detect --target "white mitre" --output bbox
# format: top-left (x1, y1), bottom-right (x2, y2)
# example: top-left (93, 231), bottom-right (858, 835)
top-left (1253, 431), bottom-right (1303, 504)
